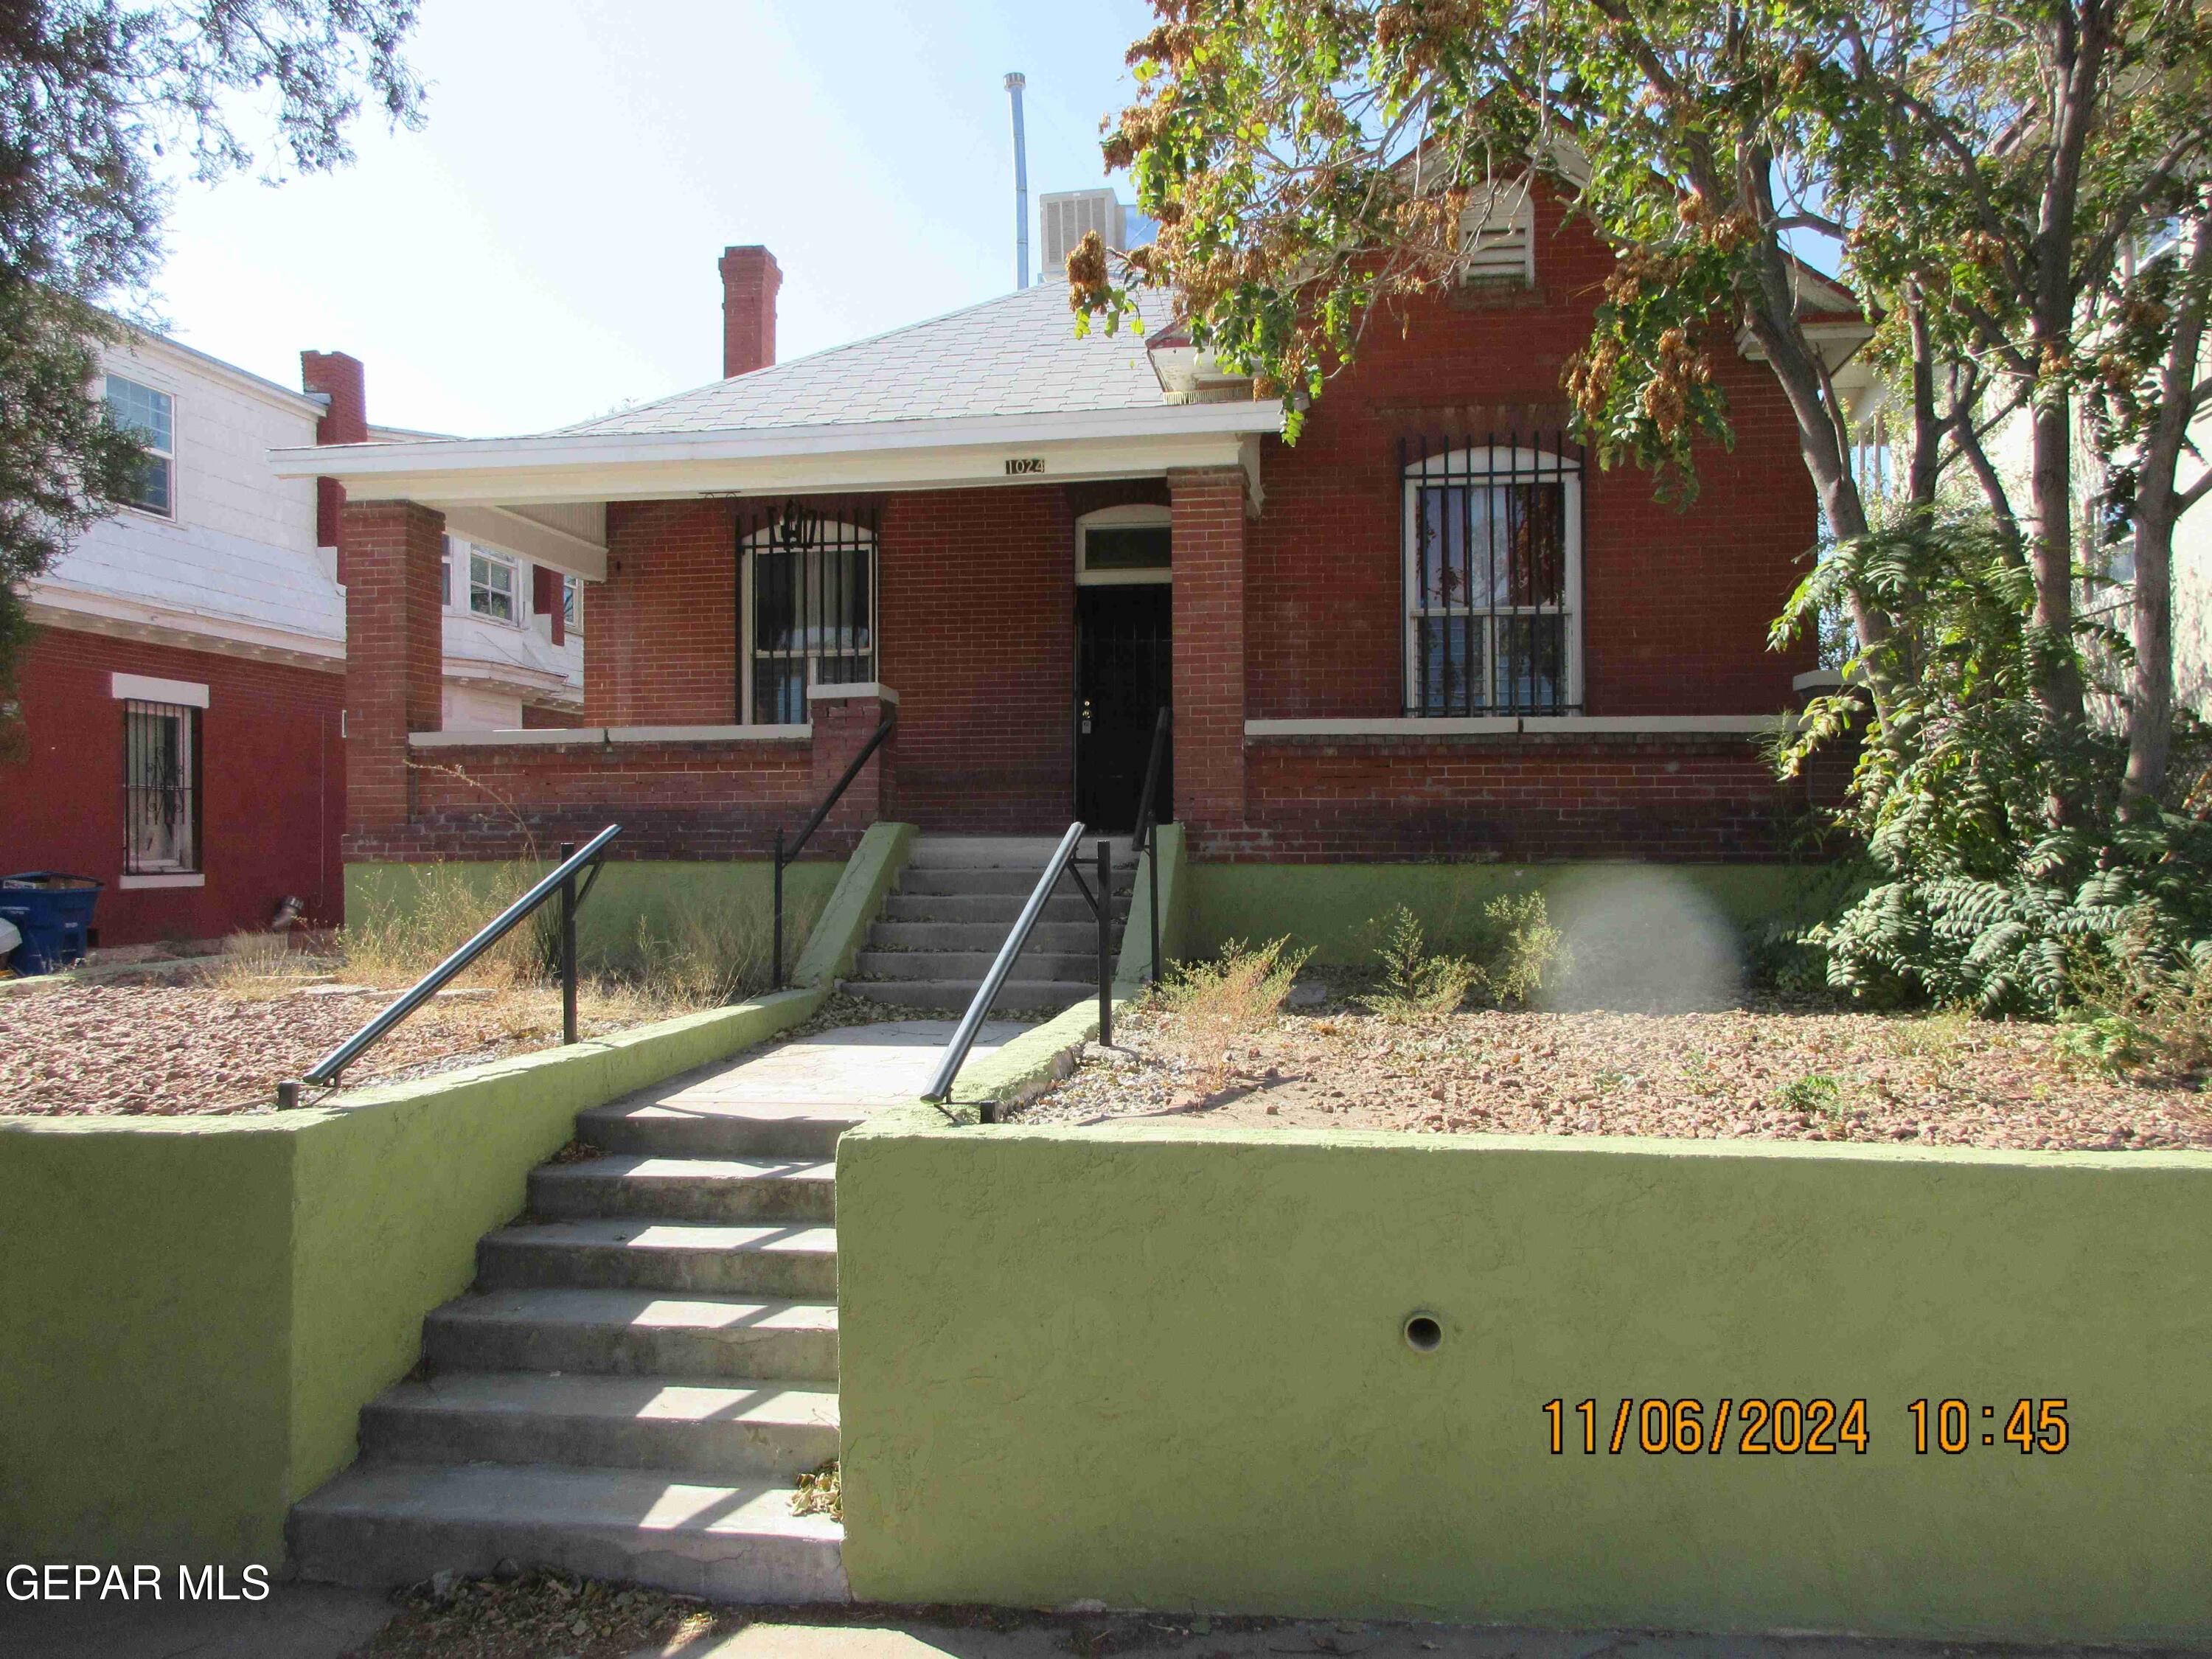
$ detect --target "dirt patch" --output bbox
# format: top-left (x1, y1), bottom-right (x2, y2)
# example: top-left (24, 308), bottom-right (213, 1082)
top-left (0, 977), bottom-right (643, 1116)
top-left (1019, 993), bottom-right (2212, 1152)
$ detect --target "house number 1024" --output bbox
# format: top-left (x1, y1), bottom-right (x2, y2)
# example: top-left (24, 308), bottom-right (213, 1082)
top-left (1004, 457), bottom-right (1045, 475)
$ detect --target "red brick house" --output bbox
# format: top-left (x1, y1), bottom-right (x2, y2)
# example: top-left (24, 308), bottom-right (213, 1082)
top-left (274, 186), bottom-right (1867, 890)
top-left (2, 332), bottom-right (584, 952)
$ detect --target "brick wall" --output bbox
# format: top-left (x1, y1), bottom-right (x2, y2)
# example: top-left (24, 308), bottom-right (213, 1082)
top-left (341, 499), bottom-right (445, 841)
top-left (4, 628), bottom-right (346, 942)
top-left (1245, 181), bottom-right (1819, 726)
top-left (1170, 468), bottom-right (1249, 838)
top-left (877, 485), bottom-right (1074, 832)
top-left (588, 500), bottom-right (739, 726)
top-left (1217, 732), bottom-right (1818, 863)
top-left (352, 737), bottom-right (824, 861)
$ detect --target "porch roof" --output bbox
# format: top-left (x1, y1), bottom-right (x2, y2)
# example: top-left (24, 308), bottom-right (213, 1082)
top-left (269, 286), bottom-right (1281, 580)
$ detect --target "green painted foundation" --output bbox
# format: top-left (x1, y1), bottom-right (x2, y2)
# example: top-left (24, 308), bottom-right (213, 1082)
top-left (838, 1119), bottom-right (2212, 1641)
top-left (343, 858), bottom-right (846, 973)
top-left (1187, 860), bottom-right (1856, 966)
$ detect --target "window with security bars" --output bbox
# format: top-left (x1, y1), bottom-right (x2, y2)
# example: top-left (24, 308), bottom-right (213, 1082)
top-left (122, 699), bottom-right (200, 874)
top-left (740, 501), bottom-right (878, 725)
top-left (1401, 440), bottom-right (1582, 716)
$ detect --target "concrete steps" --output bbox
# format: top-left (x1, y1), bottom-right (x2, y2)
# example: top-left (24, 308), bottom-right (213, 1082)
top-left (844, 834), bottom-right (1132, 1015)
top-left (290, 1461), bottom-right (846, 1602)
top-left (289, 1082), bottom-right (855, 1601)
top-left (360, 1373), bottom-right (840, 1480)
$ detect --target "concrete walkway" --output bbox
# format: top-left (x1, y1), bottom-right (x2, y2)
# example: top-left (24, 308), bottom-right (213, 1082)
top-left (632, 1018), bottom-right (1032, 1117)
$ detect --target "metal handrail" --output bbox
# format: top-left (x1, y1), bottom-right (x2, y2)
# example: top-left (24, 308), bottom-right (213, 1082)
top-left (1131, 706), bottom-right (1172, 984)
top-left (922, 821), bottom-right (1089, 1110)
top-left (282, 823), bottom-right (621, 1099)
top-left (773, 709), bottom-right (897, 988)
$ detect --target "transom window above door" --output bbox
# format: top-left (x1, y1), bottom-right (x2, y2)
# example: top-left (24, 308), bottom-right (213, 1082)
top-left (1401, 440), bottom-right (1582, 716)
top-left (1077, 504), bottom-right (1171, 585)
top-left (740, 501), bottom-right (879, 725)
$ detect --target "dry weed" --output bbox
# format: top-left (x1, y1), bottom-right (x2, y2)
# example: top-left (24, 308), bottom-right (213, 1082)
top-left (339, 862), bottom-right (549, 990)
top-left (1152, 936), bottom-right (1311, 1091)
top-left (201, 932), bottom-right (316, 1002)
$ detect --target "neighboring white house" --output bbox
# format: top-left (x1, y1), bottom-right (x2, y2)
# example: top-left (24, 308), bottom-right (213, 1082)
top-left (24, 329), bottom-right (585, 733)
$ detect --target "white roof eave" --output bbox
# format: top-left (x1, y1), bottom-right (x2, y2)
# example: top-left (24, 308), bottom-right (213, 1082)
top-left (270, 400), bottom-right (1287, 504)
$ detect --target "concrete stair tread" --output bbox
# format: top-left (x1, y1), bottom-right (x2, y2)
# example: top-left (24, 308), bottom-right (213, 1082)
top-left (909, 835), bottom-right (1135, 869)
top-left (854, 949), bottom-right (1099, 981)
top-left (538, 1153), bottom-right (835, 1186)
top-left (869, 920), bottom-right (1112, 951)
top-left (370, 1370), bottom-right (838, 1432)
top-left (289, 1461), bottom-right (846, 1600)
top-left (430, 1286), bottom-right (837, 1340)
top-left (486, 1218), bottom-right (838, 1259)
top-left (841, 978), bottom-right (1097, 1013)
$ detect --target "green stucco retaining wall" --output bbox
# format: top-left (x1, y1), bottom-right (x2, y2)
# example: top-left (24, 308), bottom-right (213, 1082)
top-left (0, 827), bottom-right (914, 1568)
top-left (1187, 860), bottom-right (1854, 965)
top-left (343, 858), bottom-right (846, 970)
top-left (837, 1121), bottom-right (2212, 1641)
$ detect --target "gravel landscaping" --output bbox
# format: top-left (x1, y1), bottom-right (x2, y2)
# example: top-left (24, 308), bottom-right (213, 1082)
top-left (1017, 990), bottom-right (2212, 1152)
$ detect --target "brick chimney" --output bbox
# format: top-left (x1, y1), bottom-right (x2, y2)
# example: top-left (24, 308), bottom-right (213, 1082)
top-left (718, 246), bottom-right (781, 378)
top-left (300, 350), bottom-right (369, 556)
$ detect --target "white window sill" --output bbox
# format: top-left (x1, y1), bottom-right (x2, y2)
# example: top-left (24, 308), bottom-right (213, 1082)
top-left (408, 724), bottom-right (813, 749)
top-left (1245, 714), bottom-right (1786, 738)
top-left (119, 872), bottom-right (205, 890)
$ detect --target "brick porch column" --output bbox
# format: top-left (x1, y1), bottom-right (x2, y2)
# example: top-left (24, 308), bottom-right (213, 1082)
top-left (1169, 467), bottom-right (1248, 839)
top-left (806, 682), bottom-right (898, 841)
top-left (341, 499), bottom-right (445, 839)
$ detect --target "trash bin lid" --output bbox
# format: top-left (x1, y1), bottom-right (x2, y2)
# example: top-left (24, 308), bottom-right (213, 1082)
top-left (1, 872), bottom-right (103, 890)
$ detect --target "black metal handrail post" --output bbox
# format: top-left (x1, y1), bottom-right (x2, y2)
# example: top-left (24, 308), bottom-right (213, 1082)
top-left (286, 823), bottom-right (620, 1097)
top-left (773, 710), bottom-right (896, 989)
top-left (559, 841), bottom-right (579, 1046)
top-left (923, 821), bottom-right (1087, 1108)
top-left (1094, 838), bottom-right (1112, 1049)
top-left (1131, 707), bottom-right (1171, 984)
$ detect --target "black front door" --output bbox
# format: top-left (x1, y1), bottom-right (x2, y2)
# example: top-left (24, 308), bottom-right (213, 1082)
top-left (1074, 585), bottom-right (1172, 832)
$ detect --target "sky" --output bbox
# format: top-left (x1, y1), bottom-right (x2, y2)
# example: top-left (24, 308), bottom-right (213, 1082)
top-left (147, 0), bottom-right (1160, 438)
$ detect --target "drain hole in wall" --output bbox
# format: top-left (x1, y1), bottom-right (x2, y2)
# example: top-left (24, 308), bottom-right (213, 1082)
top-left (1403, 1314), bottom-right (1442, 1352)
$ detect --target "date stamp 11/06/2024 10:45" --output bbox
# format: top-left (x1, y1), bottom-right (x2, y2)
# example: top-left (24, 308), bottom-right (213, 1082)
top-left (1542, 1398), bottom-right (2071, 1457)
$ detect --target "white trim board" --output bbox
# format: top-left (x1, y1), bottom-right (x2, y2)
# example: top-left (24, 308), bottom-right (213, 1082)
top-left (118, 872), bottom-right (206, 891)
top-left (270, 403), bottom-right (1281, 509)
top-left (111, 672), bottom-right (209, 708)
top-left (1245, 714), bottom-right (1786, 738)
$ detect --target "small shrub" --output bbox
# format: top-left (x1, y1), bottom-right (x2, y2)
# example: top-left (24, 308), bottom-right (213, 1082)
top-left (1775, 1072), bottom-right (1843, 1117)
top-left (1155, 936), bottom-right (1312, 1090)
top-left (1464, 891), bottom-right (1565, 1006)
top-left (1357, 906), bottom-right (1478, 1022)
top-left (2059, 933), bottom-right (2212, 1077)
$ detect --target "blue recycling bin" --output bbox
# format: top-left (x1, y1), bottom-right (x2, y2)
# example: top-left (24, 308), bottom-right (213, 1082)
top-left (1, 873), bottom-right (104, 974)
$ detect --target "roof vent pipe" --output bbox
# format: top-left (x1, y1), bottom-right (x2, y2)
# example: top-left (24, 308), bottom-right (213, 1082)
top-left (1005, 71), bottom-right (1030, 290)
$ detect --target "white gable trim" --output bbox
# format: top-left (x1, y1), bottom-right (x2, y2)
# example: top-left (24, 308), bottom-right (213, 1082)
top-left (28, 589), bottom-right (344, 672)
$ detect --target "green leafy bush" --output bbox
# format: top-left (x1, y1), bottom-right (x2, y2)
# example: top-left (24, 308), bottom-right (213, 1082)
top-left (1773, 518), bottom-right (2212, 1018)
top-left (1357, 895), bottom-right (1565, 1020)
top-left (1358, 907), bottom-right (1478, 1022)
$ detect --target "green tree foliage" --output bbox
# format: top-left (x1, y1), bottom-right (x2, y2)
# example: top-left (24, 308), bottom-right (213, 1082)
top-left (1774, 516), bottom-right (2212, 1013)
top-left (0, 1), bottom-right (423, 718)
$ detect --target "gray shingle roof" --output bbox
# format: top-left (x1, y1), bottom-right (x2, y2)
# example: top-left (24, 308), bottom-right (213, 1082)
top-left (560, 284), bottom-right (1177, 437)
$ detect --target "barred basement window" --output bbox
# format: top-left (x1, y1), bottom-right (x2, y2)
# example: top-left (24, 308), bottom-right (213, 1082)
top-left (739, 501), bottom-right (879, 725)
top-left (123, 699), bottom-right (201, 874)
top-left (1401, 439), bottom-right (1583, 716)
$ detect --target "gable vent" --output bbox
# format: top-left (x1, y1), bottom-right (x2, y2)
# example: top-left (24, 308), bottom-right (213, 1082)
top-left (1458, 185), bottom-right (1534, 288)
